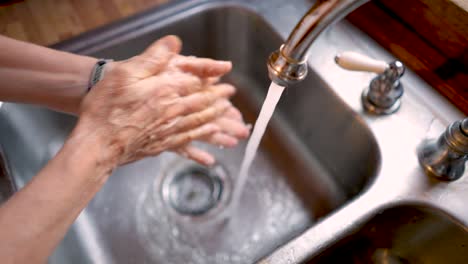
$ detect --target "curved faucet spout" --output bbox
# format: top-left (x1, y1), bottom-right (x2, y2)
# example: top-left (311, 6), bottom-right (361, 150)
top-left (268, 0), bottom-right (370, 86)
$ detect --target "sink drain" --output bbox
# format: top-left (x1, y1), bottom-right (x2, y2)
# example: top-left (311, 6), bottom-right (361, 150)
top-left (161, 163), bottom-right (229, 216)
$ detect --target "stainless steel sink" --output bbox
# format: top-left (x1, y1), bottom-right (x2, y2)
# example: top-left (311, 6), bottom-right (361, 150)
top-left (0, 147), bottom-right (14, 204)
top-left (0, 0), bottom-right (466, 263)
top-left (0, 2), bottom-right (378, 263)
top-left (313, 205), bottom-right (468, 263)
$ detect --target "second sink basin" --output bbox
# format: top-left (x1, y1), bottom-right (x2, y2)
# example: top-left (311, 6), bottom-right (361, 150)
top-left (313, 205), bottom-right (468, 263)
top-left (0, 2), bottom-right (379, 263)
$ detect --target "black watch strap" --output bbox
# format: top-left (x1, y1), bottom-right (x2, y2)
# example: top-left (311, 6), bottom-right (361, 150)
top-left (88, 59), bottom-right (113, 92)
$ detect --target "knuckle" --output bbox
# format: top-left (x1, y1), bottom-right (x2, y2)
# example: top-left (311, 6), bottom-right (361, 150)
top-left (177, 133), bottom-right (191, 145)
top-left (176, 75), bottom-right (201, 95)
top-left (168, 103), bottom-right (186, 117)
top-left (201, 66), bottom-right (214, 77)
top-left (187, 131), bottom-right (195, 141)
top-left (187, 76), bottom-right (202, 91)
top-left (173, 118), bottom-right (185, 131)
top-left (192, 113), bottom-right (205, 125)
top-left (142, 57), bottom-right (164, 70)
top-left (179, 103), bottom-right (191, 114)
top-left (201, 92), bottom-right (215, 105)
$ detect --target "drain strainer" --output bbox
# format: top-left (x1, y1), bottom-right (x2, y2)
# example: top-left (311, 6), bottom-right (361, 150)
top-left (161, 163), bottom-right (228, 216)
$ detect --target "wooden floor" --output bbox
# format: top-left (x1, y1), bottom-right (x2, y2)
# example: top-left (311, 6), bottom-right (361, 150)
top-left (0, 0), bottom-right (168, 46)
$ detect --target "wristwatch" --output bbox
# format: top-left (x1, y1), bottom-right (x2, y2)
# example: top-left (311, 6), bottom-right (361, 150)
top-left (87, 59), bottom-right (113, 92)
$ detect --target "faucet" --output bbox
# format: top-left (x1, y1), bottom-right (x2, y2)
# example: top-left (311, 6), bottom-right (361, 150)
top-left (418, 118), bottom-right (468, 181)
top-left (267, 0), bottom-right (468, 181)
top-left (267, 0), bottom-right (406, 114)
top-left (267, 0), bottom-right (370, 86)
top-left (335, 51), bottom-right (405, 114)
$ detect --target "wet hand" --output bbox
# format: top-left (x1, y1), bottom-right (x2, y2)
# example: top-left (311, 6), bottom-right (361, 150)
top-left (74, 35), bottom-right (249, 168)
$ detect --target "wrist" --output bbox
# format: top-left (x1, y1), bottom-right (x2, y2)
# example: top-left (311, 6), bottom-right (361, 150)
top-left (73, 56), bottom-right (98, 94)
top-left (66, 119), bottom-right (120, 179)
top-left (87, 59), bottom-right (114, 92)
top-left (50, 56), bottom-right (98, 114)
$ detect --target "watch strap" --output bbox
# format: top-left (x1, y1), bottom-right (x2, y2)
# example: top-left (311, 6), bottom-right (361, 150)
top-left (88, 59), bottom-right (113, 92)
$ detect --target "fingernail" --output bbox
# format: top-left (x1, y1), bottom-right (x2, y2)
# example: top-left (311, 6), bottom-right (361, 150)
top-left (216, 100), bottom-right (231, 110)
top-left (217, 61), bottom-right (232, 68)
top-left (205, 156), bottom-right (216, 166)
top-left (229, 138), bottom-right (239, 146)
top-left (243, 124), bottom-right (252, 137)
top-left (159, 35), bottom-right (181, 52)
top-left (209, 124), bottom-right (221, 133)
top-left (225, 84), bottom-right (236, 94)
top-left (221, 137), bottom-right (238, 148)
top-left (223, 100), bottom-right (232, 108)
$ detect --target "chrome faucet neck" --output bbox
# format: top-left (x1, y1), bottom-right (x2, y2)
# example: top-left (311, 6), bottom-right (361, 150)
top-left (268, 0), bottom-right (370, 86)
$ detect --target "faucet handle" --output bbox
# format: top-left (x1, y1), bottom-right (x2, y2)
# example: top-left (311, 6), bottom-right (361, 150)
top-left (334, 51), bottom-right (388, 74)
top-left (334, 51), bottom-right (405, 115)
top-left (418, 118), bottom-right (468, 181)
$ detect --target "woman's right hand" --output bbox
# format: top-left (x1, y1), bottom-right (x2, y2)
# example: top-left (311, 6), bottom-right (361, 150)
top-left (72, 35), bottom-right (249, 170)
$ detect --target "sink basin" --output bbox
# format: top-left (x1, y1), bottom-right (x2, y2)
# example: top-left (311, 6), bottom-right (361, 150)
top-left (312, 205), bottom-right (468, 263)
top-left (0, 2), bottom-right (379, 264)
top-left (0, 147), bottom-right (14, 203)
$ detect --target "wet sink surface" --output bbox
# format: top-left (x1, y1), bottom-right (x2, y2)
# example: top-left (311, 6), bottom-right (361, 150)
top-left (0, 4), bottom-right (379, 264)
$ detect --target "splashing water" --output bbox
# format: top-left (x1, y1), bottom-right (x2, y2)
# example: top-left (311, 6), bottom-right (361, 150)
top-left (231, 82), bottom-right (285, 210)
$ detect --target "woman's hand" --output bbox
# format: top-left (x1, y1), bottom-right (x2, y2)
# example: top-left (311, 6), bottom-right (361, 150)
top-left (73, 35), bottom-right (249, 170)
top-left (0, 34), bottom-right (251, 264)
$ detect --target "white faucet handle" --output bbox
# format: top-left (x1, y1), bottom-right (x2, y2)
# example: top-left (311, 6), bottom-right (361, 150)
top-left (334, 51), bottom-right (388, 74)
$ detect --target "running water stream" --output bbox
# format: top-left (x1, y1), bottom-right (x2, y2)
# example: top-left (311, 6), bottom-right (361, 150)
top-left (231, 82), bottom-right (285, 210)
top-left (135, 82), bottom-right (314, 263)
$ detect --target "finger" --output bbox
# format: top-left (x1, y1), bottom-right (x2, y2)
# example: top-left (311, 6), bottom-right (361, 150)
top-left (203, 76), bottom-right (221, 86)
top-left (172, 81), bottom-right (235, 98)
top-left (164, 123), bottom-right (220, 150)
top-left (224, 106), bottom-right (243, 121)
top-left (126, 35), bottom-right (182, 78)
top-left (141, 71), bottom-right (202, 99)
top-left (162, 100), bottom-right (231, 137)
top-left (176, 145), bottom-right (216, 166)
top-left (202, 132), bottom-right (239, 147)
top-left (144, 77), bottom-right (235, 100)
top-left (215, 117), bottom-right (250, 139)
top-left (206, 83), bottom-right (236, 98)
top-left (163, 86), bottom-right (235, 120)
top-left (173, 56), bottom-right (232, 78)
top-left (142, 35), bottom-right (182, 57)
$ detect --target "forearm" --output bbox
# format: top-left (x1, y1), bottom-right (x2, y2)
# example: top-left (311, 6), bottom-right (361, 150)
top-left (0, 35), bottom-right (249, 264)
top-left (0, 125), bottom-right (114, 263)
top-left (0, 35), bottom-right (97, 113)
